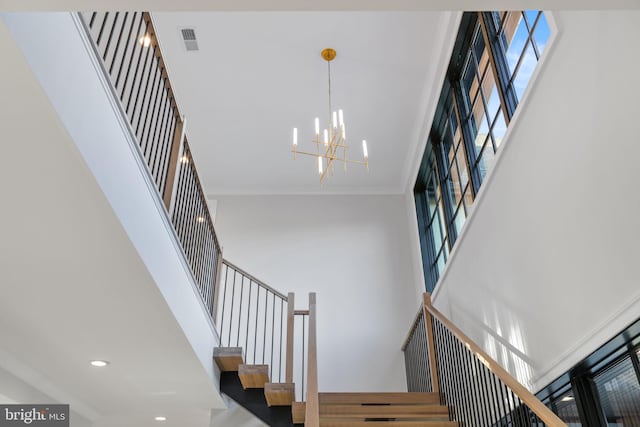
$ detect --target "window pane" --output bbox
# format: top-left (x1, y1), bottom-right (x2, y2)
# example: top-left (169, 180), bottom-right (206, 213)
top-left (476, 141), bottom-right (495, 180)
top-left (449, 160), bottom-right (463, 207)
top-left (553, 392), bottom-right (582, 426)
top-left (504, 13), bottom-right (528, 75)
top-left (491, 109), bottom-right (507, 148)
top-left (512, 42), bottom-right (537, 100)
top-left (462, 58), bottom-right (480, 109)
top-left (533, 12), bottom-right (551, 54)
top-left (452, 204), bottom-right (466, 236)
top-left (456, 146), bottom-right (469, 190)
top-left (594, 357), bottom-right (640, 426)
top-left (435, 250), bottom-right (446, 274)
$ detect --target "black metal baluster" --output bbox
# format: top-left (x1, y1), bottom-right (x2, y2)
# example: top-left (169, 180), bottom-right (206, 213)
top-left (109, 12), bottom-right (128, 74)
top-left (253, 286), bottom-right (259, 364)
top-left (279, 299), bottom-right (284, 382)
top-left (270, 293), bottom-right (275, 378)
top-left (219, 265), bottom-right (229, 344)
top-left (102, 12), bottom-right (119, 61)
top-left (245, 280), bottom-right (252, 354)
top-left (227, 270), bottom-right (237, 346)
top-left (236, 275), bottom-right (244, 347)
top-left (96, 12), bottom-right (110, 46)
top-left (115, 12), bottom-right (138, 91)
top-left (262, 288), bottom-right (268, 363)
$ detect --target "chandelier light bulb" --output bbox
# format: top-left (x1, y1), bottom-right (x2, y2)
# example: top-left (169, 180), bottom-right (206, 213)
top-left (332, 111), bottom-right (337, 129)
top-left (362, 140), bottom-right (368, 158)
top-left (338, 109), bottom-right (344, 127)
top-left (293, 128), bottom-right (298, 146)
top-left (323, 129), bottom-right (328, 146)
top-left (315, 118), bottom-right (320, 136)
top-left (318, 156), bottom-right (323, 175)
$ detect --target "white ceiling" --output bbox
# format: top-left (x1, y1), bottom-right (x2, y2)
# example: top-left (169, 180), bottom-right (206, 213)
top-left (152, 11), bottom-right (456, 195)
top-left (0, 17), bottom-right (224, 426)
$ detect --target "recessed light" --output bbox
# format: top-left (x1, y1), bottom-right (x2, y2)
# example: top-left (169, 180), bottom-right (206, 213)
top-left (90, 360), bottom-right (109, 367)
top-left (561, 396), bottom-right (574, 402)
top-left (154, 416), bottom-right (167, 421)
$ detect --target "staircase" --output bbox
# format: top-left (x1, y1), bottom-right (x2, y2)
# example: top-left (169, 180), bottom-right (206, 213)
top-left (214, 348), bottom-right (458, 427)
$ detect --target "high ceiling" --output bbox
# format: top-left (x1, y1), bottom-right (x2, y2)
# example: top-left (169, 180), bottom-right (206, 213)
top-left (152, 11), bottom-right (457, 195)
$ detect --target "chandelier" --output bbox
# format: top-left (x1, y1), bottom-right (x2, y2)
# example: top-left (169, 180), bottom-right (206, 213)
top-left (292, 48), bottom-right (369, 184)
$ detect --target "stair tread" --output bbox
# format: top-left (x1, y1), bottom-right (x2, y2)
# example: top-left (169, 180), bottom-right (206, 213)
top-left (320, 422), bottom-right (457, 427)
top-left (264, 382), bottom-right (295, 407)
top-left (238, 364), bottom-right (269, 389)
top-left (320, 403), bottom-right (449, 418)
top-left (319, 392), bottom-right (439, 405)
top-left (213, 347), bottom-right (244, 372)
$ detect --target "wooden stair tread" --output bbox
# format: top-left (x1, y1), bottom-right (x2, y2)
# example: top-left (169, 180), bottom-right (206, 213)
top-left (238, 364), bottom-right (269, 389)
top-left (292, 401), bottom-right (306, 424)
top-left (264, 382), bottom-right (295, 407)
top-left (319, 392), bottom-right (439, 405)
top-left (213, 347), bottom-right (244, 372)
top-left (320, 422), bottom-right (458, 427)
top-left (320, 403), bottom-right (449, 418)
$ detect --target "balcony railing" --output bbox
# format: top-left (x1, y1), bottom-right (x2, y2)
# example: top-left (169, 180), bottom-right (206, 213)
top-left (81, 12), bottom-right (221, 320)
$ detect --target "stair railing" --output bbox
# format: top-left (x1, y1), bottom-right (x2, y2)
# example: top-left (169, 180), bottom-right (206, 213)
top-left (80, 12), bottom-right (222, 320)
top-left (217, 260), bottom-right (289, 382)
top-left (402, 293), bottom-right (568, 427)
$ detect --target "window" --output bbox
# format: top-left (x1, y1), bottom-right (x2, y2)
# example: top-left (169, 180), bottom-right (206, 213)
top-left (414, 11), bottom-right (551, 292)
top-left (537, 319), bottom-right (640, 426)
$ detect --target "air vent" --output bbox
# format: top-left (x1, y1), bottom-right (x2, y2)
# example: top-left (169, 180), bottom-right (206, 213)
top-left (180, 28), bottom-right (198, 51)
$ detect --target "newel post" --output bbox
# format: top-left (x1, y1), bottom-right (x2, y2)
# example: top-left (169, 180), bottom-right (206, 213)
top-left (163, 115), bottom-right (186, 215)
top-left (285, 292), bottom-right (295, 383)
top-left (423, 293), bottom-right (440, 393)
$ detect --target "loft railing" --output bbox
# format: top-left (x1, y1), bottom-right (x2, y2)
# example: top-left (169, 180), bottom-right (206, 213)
top-left (402, 293), bottom-right (568, 427)
top-left (217, 260), bottom-right (288, 382)
top-left (80, 12), bottom-right (221, 319)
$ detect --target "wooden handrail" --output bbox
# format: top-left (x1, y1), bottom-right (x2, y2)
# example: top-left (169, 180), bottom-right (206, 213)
top-left (423, 293), bottom-right (567, 427)
top-left (305, 293), bottom-right (319, 427)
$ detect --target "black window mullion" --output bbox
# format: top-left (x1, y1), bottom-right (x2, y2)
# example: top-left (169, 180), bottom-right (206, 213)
top-left (433, 139), bottom-right (458, 247)
top-left (479, 12), bottom-right (518, 122)
top-left (452, 80), bottom-right (483, 195)
top-left (415, 191), bottom-right (439, 292)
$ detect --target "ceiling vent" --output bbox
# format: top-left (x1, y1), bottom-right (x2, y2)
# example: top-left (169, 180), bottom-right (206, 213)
top-left (180, 28), bottom-right (198, 51)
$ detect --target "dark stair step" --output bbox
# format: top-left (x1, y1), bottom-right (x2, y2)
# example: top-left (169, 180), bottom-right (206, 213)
top-left (220, 371), bottom-right (295, 427)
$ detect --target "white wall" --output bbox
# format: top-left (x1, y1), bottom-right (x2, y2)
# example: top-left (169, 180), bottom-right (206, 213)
top-left (212, 195), bottom-right (419, 392)
top-left (430, 10), bottom-right (640, 392)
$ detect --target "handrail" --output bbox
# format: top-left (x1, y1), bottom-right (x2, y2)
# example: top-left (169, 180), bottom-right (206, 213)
top-left (305, 293), bottom-right (319, 427)
top-left (410, 293), bottom-right (567, 427)
top-left (222, 259), bottom-right (288, 300)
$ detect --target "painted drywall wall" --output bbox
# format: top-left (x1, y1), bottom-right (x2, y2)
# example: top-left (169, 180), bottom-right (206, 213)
top-left (212, 195), bottom-right (419, 392)
top-left (430, 10), bottom-right (640, 392)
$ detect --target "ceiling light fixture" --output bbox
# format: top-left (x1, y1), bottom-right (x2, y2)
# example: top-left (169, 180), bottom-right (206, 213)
top-left (561, 396), bottom-right (574, 402)
top-left (154, 416), bottom-right (167, 421)
top-left (292, 48), bottom-right (369, 184)
top-left (90, 360), bottom-right (109, 367)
